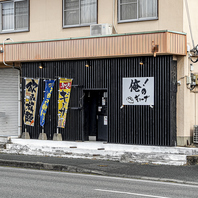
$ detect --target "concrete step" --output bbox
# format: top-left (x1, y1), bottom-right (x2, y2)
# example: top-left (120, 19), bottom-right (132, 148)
top-left (3, 138), bottom-right (198, 165)
top-left (0, 137), bottom-right (8, 143)
top-left (4, 142), bottom-right (187, 166)
top-left (7, 139), bottom-right (198, 155)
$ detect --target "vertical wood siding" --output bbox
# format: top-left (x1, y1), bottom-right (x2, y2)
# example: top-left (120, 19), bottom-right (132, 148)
top-left (22, 55), bottom-right (177, 146)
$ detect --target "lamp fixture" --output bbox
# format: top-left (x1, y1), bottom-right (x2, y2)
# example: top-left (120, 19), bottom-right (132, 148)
top-left (139, 57), bottom-right (144, 66)
top-left (139, 61), bottom-right (144, 66)
top-left (85, 60), bottom-right (90, 68)
top-left (38, 62), bottom-right (44, 69)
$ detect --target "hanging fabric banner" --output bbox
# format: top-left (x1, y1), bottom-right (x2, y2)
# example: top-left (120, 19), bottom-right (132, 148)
top-left (39, 79), bottom-right (55, 127)
top-left (57, 78), bottom-right (73, 128)
top-left (24, 78), bottom-right (39, 126)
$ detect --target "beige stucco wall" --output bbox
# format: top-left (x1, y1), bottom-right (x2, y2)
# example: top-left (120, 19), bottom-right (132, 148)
top-left (176, 0), bottom-right (198, 145)
top-left (0, 0), bottom-right (184, 43)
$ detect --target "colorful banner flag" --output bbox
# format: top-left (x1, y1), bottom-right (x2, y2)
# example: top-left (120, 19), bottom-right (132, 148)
top-left (57, 78), bottom-right (73, 128)
top-left (39, 79), bottom-right (55, 127)
top-left (24, 78), bottom-right (39, 126)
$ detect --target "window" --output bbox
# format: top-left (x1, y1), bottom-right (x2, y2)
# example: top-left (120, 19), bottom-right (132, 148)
top-left (63, 0), bottom-right (97, 27)
top-left (118, 0), bottom-right (157, 23)
top-left (0, 0), bottom-right (29, 33)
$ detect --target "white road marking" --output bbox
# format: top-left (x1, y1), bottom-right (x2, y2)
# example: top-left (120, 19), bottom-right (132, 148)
top-left (95, 189), bottom-right (170, 198)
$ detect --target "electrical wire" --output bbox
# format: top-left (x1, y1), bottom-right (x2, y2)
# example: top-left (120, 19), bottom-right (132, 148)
top-left (189, 56), bottom-right (198, 63)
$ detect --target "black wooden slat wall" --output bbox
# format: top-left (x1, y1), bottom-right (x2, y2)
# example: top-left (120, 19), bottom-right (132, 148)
top-left (22, 55), bottom-right (177, 146)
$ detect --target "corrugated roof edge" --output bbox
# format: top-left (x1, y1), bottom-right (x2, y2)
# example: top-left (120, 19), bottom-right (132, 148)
top-left (0, 30), bottom-right (186, 45)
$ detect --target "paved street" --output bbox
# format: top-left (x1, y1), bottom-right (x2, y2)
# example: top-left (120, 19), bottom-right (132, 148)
top-left (0, 153), bottom-right (198, 185)
top-left (0, 166), bottom-right (198, 198)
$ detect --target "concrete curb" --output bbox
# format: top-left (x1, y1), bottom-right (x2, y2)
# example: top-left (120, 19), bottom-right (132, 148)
top-left (0, 159), bottom-right (198, 186)
top-left (187, 155), bottom-right (198, 165)
top-left (0, 159), bottom-right (105, 175)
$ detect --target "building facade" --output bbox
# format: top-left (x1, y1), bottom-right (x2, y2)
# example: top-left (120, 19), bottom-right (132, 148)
top-left (0, 0), bottom-right (197, 146)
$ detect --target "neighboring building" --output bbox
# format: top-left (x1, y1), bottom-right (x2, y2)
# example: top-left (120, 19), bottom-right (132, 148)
top-left (0, 0), bottom-right (197, 146)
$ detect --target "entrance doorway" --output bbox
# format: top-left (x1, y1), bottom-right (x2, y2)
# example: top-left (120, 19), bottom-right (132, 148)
top-left (83, 90), bottom-right (108, 141)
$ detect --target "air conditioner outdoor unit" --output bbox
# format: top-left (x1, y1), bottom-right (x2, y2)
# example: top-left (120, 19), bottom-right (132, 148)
top-left (193, 125), bottom-right (198, 143)
top-left (90, 24), bottom-right (112, 36)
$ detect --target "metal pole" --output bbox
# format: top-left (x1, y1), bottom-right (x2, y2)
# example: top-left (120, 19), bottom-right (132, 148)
top-left (25, 127), bottom-right (27, 139)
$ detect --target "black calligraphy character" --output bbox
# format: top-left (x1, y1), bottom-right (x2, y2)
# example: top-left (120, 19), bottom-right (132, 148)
top-left (144, 95), bottom-right (150, 102)
top-left (26, 101), bottom-right (34, 113)
top-left (30, 93), bottom-right (36, 101)
top-left (25, 111), bottom-right (33, 122)
top-left (129, 79), bottom-right (141, 92)
top-left (141, 88), bottom-right (147, 95)
top-left (143, 78), bottom-right (149, 86)
top-left (60, 90), bottom-right (69, 102)
top-left (135, 94), bottom-right (140, 102)
top-left (59, 103), bottom-right (66, 117)
top-left (139, 98), bottom-right (144, 101)
top-left (26, 80), bottom-right (38, 93)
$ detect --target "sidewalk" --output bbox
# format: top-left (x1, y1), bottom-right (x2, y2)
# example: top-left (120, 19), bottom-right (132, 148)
top-left (2, 138), bottom-right (198, 165)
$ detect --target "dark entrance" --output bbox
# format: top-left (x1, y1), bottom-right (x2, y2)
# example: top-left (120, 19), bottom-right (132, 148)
top-left (83, 90), bottom-right (108, 141)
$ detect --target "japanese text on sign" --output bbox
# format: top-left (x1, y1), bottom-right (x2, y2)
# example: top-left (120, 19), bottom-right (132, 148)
top-left (39, 80), bottom-right (55, 127)
top-left (122, 77), bottom-right (154, 105)
top-left (24, 78), bottom-right (39, 126)
top-left (57, 78), bottom-right (73, 128)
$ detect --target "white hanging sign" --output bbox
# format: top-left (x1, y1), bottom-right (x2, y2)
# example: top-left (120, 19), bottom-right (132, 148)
top-left (122, 77), bottom-right (154, 105)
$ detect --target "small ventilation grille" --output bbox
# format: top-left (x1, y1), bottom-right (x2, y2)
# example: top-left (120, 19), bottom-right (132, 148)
top-left (193, 125), bottom-right (198, 143)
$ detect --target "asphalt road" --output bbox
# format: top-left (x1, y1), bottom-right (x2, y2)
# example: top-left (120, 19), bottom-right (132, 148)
top-left (0, 166), bottom-right (198, 198)
top-left (1, 153), bottom-right (198, 184)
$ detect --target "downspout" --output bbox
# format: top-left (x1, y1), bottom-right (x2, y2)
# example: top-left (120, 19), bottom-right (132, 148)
top-left (18, 70), bottom-right (22, 137)
top-left (185, 0), bottom-right (198, 143)
top-left (113, 0), bottom-right (118, 34)
top-left (185, 0), bottom-right (195, 48)
top-left (2, 38), bottom-right (22, 138)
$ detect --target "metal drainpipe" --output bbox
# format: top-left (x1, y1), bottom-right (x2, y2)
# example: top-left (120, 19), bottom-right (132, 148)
top-left (2, 38), bottom-right (22, 138)
top-left (113, 0), bottom-right (118, 34)
top-left (185, 0), bottom-right (195, 48)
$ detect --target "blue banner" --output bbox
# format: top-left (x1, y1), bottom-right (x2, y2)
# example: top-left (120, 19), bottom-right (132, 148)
top-left (39, 80), bottom-right (55, 127)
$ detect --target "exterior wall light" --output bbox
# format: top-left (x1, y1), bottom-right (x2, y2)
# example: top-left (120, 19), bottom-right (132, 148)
top-left (38, 62), bottom-right (44, 69)
top-left (139, 57), bottom-right (144, 66)
top-left (139, 61), bottom-right (144, 66)
top-left (85, 60), bottom-right (90, 67)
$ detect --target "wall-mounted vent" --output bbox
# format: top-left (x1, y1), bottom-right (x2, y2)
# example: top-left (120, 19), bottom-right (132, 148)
top-left (90, 24), bottom-right (112, 36)
top-left (193, 125), bottom-right (198, 143)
